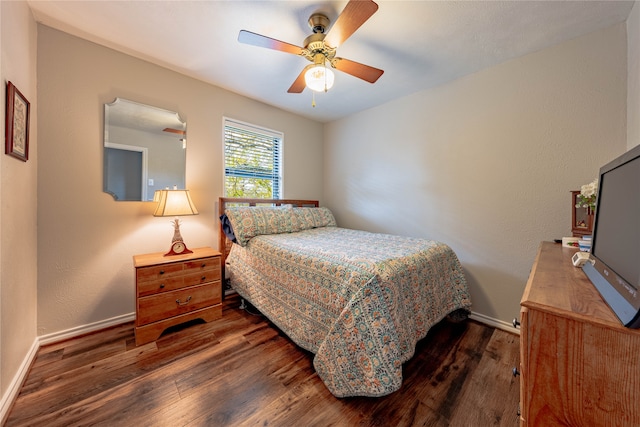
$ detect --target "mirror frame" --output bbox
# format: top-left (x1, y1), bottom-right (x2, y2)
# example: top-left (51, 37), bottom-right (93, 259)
top-left (104, 98), bottom-right (186, 201)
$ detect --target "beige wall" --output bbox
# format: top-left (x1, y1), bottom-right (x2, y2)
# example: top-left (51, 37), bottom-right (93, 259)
top-left (0, 0), bottom-right (38, 419)
top-left (36, 26), bottom-right (324, 336)
top-left (324, 24), bottom-right (628, 326)
top-left (629, 1), bottom-right (640, 150)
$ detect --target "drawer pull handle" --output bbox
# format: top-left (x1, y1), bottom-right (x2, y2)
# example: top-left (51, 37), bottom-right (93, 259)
top-left (176, 296), bottom-right (192, 306)
top-left (513, 318), bottom-right (520, 329)
top-left (201, 263), bottom-right (206, 268)
top-left (201, 276), bottom-right (207, 282)
top-left (159, 284), bottom-right (165, 289)
top-left (159, 270), bottom-right (165, 275)
top-left (512, 367), bottom-right (520, 377)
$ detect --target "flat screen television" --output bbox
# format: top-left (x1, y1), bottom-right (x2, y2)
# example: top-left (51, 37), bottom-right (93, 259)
top-left (582, 143), bottom-right (640, 328)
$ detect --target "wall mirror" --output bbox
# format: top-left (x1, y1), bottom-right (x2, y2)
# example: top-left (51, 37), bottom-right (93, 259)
top-left (104, 98), bottom-right (186, 201)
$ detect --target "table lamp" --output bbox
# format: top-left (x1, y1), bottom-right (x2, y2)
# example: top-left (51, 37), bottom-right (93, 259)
top-left (153, 189), bottom-right (198, 256)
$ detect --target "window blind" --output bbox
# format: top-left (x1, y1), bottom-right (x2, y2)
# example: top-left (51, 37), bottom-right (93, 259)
top-left (223, 118), bottom-right (282, 199)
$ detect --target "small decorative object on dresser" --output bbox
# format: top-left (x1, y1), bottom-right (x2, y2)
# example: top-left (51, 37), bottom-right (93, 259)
top-left (571, 190), bottom-right (594, 237)
top-left (133, 247), bottom-right (222, 346)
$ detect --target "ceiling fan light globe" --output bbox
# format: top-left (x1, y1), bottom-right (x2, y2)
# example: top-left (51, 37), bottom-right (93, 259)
top-left (304, 66), bottom-right (335, 92)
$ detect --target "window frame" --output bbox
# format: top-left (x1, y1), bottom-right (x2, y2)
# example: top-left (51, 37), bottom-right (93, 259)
top-left (222, 117), bottom-right (283, 199)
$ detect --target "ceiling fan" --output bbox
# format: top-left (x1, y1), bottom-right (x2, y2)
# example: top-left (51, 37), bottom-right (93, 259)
top-left (238, 0), bottom-right (384, 94)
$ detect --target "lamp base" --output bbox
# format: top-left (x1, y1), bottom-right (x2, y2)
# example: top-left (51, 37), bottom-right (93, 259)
top-left (163, 218), bottom-right (193, 256)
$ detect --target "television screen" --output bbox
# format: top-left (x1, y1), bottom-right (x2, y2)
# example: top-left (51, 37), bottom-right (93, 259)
top-left (591, 156), bottom-right (640, 286)
top-left (583, 144), bottom-right (640, 328)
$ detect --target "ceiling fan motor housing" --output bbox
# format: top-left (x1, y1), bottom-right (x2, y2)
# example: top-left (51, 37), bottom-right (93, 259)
top-left (308, 13), bottom-right (330, 34)
top-left (303, 14), bottom-right (336, 65)
top-left (303, 33), bottom-right (336, 64)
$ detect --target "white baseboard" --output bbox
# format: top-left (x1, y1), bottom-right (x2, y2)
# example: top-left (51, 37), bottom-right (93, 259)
top-left (470, 311), bottom-right (520, 335)
top-left (0, 338), bottom-right (39, 425)
top-left (38, 312), bottom-right (135, 346)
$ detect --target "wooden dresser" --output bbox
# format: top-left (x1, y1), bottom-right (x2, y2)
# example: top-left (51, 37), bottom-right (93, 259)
top-left (133, 247), bottom-right (222, 346)
top-left (519, 242), bottom-right (640, 426)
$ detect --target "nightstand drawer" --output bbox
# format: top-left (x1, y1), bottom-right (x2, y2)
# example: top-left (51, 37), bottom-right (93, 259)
top-left (136, 263), bottom-right (183, 282)
top-left (137, 273), bottom-right (219, 297)
top-left (184, 257), bottom-right (220, 275)
top-left (184, 270), bottom-right (219, 288)
top-left (137, 276), bottom-right (184, 297)
top-left (137, 282), bottom-right (221, 326)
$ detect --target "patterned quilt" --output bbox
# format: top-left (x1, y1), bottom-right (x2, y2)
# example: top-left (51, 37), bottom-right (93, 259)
top-left (227, 226), bottom-right (472, 397)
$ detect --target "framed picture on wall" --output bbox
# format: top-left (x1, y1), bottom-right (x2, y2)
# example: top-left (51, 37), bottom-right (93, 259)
top-left (5, 81), bottom-right (30, 162)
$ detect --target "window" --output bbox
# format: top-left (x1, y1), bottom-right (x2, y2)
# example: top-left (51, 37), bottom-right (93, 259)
top-left (223, 118), bottom-right (282, 199)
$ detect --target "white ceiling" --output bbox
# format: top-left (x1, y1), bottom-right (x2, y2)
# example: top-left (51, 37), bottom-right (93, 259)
top-left (27, 0), bottom-right (635, 123)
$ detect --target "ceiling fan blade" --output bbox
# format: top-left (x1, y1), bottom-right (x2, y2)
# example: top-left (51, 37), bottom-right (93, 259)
top-left (238, 30), bottom-right (303, 55)
top-left (323, 0), bottom-right (378, 49)
top-left (163, 128), bottom-right (185, 135)
top-left (287, 65), bottom-right (312, 93)
top-left (333, 58), bottom-right (383, 84)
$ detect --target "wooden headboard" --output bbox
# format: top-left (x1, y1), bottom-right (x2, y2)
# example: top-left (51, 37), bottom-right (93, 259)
top-left (218, 197), bottom-right (320, 279)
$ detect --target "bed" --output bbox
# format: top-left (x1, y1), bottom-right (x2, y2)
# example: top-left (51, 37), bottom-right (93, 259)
top-left (218, 197), bottom-right (472, 398)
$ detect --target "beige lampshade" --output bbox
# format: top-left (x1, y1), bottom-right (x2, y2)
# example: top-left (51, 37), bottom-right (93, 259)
top-left (153, 189), bottom-right (198, 217)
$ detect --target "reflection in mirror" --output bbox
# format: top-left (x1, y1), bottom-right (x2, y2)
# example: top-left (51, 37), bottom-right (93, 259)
top-left (104, 98), bottom-right (186, 201)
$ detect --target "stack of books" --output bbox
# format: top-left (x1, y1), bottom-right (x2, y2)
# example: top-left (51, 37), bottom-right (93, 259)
top-left (579, 235), bottom-right (592, 252)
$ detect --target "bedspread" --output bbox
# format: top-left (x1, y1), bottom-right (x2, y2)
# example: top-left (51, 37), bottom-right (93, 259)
top-left (227, 227), bottom-right (471, 397)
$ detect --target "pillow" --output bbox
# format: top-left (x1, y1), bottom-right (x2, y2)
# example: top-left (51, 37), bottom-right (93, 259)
top-left (219, 214), bottom-right (237, 243)
top-left (224, 205), bottom-right (293, 246)
top-left (291, 207), bottom-right (336, 231)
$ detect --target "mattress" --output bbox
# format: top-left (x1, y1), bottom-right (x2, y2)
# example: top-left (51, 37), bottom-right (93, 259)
top-left (226, 226), bottom-right (472, 397)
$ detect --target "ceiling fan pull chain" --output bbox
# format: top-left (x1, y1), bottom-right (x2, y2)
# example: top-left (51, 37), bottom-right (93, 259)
top-left (324, 62), bottom-right (329, 92)
top-left (312, 91), bottom-right (316, 108)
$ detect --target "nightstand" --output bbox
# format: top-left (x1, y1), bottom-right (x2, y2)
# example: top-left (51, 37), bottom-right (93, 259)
top-left (133, 247), bottom-right (222, 346)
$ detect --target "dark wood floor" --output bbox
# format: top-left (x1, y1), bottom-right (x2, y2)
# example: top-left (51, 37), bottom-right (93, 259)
top-left (5, 294), bottom-right (520, 426)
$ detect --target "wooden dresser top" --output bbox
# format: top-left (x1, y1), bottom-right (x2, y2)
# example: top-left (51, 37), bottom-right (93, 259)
top-left (521, 241), bottom-right (640, 334)
top-left (133, 247), bottom-right (221, 268)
